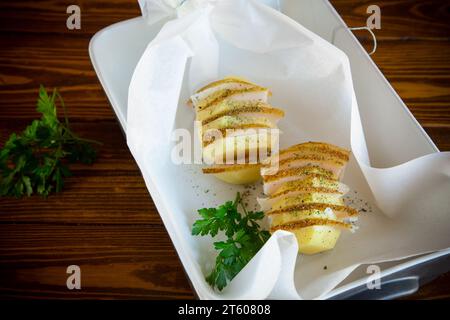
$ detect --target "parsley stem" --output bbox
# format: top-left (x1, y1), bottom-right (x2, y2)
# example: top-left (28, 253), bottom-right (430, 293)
top-left (56, 91), bottom-right (70, 129)
top-left (61, 125), bottom-right (102, 145)
top-left (69, 135), bottom-right (103, 145)
top-left (235, 191), bottom-right (249, 218)
top-left (234, 191), bottom-right (241, 207)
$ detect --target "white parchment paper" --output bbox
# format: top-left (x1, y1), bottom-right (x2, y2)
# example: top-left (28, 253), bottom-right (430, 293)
top-left (127, 0), bottom-right (450, 299)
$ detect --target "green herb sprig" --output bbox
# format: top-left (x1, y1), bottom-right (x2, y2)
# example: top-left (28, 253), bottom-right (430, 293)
top-left (0, 86), bottom-right (100, 197)
top-left (192, 192), bottom-right (270, 291)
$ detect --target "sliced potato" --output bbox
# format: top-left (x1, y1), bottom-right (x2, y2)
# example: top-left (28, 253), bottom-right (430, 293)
top-left (271, 192), bottom-right (344, 210)
top-left (195, 76), bottom-right (256, 94)
top-left (262, 156), bottom-right (346, 178)
top-left (262, 166), bottom-right (336, 184)
top-left (269, 208), bottom-right (332, 226)
top-left (270, 211), bottom-right (345, 255)
top-left (192, 77), bottom-right (282, 185)
top-left (267, 203), bottom-right (358, 221)
top-left (189, 77), bottom-right (258, 107)
top-left (273, 175), bottom-right (347, 195)
top-left (202, 129), bottom-right (277, 165)
top-left (273, 141), bottom-right (350, 163)
top-left (202, 164), bottom-right (261, 184)
top-left (261, 141), bottom-right (357, 254)
top-left (197, 100), bottom-right (284, 123)
top-left (203, 115), bottom-right (277, 132)
top-left (262, 141), bottom-right (350, 180)
top-left (291, 226), bottom-right (341, 254)
top-left (270, 217), bottom-right (352, 254)
top-left (258, 187), bottom-right (344, 211)
top-left (257, 176), bottom-right (349, 211)
top-left (194, 87), bottom-right (270, 112)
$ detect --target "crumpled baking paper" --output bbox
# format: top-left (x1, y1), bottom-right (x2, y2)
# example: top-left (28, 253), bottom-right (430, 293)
top-left (127, 0), bottom-right (450, 299)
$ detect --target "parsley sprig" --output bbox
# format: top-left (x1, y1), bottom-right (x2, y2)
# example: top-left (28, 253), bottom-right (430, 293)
top-left (0, 86), bottom-right (100, 197)
top-left (192, 192), bottom-right (270, 291)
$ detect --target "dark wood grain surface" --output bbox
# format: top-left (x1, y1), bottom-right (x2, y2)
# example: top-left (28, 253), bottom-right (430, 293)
top-left (0, 0), bottom-right (449, 299)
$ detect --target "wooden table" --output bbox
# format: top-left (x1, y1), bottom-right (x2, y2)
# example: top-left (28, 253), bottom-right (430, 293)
top-left (0, 0), bottom-right (448, 299)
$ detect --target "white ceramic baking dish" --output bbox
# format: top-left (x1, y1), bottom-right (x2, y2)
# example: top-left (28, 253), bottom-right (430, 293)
top-left (89, 0), bottom-right (450, 299)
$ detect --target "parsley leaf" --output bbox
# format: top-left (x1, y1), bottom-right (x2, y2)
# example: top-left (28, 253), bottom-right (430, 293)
top-left (0, 86), bottom-right (101, 198)
top-left (192, 192), bottom-right (270, 291)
